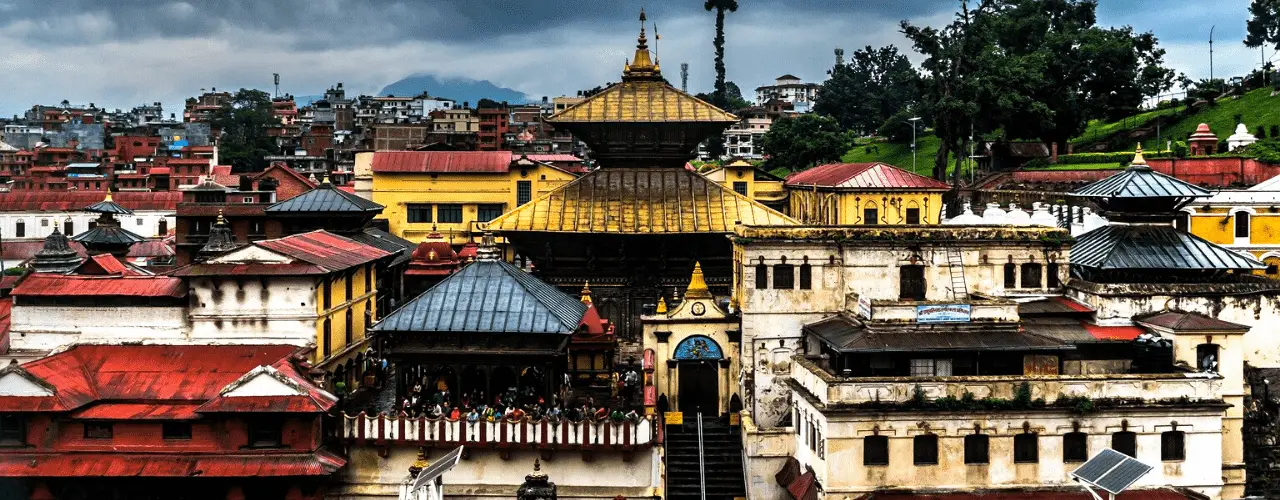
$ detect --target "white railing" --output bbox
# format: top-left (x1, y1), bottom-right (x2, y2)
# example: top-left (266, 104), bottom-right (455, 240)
top-left (341, 413), bottom-right (654, 449)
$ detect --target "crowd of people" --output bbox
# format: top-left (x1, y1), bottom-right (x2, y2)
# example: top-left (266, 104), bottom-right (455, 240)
top-left (397, 370), bottom-right (645, 424)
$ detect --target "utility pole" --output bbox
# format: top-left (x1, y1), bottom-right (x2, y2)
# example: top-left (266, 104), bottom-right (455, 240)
top-left (908, 117), bottom-right (922, 173)
top-left (1210, 26), bottom-right (1216, 85)
top-left (273, 73), bottom-right (280, 98)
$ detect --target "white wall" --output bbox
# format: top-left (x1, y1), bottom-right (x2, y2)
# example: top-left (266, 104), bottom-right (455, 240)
top-left (0, 210), bottom-right (174, 239)
top-left (187, 276), bottom-right (318, 345)
top-left (9, 305), bottom-right (188, 352)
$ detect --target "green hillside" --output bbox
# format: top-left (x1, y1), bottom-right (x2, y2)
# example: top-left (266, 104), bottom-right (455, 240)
top-left (841, 134), bottom-right (943, 176)
top-left (1072, 87), bottom-right (1280, 153)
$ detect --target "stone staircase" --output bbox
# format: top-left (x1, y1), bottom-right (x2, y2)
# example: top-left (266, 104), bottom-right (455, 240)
top-left (666, 415), bottom-right (746, 500)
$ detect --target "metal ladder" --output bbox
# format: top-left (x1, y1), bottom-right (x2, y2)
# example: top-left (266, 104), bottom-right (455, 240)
top-left (945, 246), bottom-right (969, 301)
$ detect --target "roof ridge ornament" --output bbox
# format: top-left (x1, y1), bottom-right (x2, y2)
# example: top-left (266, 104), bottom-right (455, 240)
top-left (622, 9), bottom-right (661, 81)
top-left (1128, 143), bottom-right (1150, 170)
top-left (684, 261), bottom-right (713, 300)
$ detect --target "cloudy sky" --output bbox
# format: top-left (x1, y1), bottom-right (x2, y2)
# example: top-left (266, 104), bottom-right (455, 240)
top-left (0, 0), bottom-right (1262, 116)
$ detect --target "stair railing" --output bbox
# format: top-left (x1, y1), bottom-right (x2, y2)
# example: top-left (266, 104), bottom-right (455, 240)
top-left (697, 412), bottom-right (707, 500)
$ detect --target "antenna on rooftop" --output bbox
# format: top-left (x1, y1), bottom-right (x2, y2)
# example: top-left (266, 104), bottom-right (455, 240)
top-left (835, 48), bottom-right (845, 67)
top-left (273, 73), bottom-right (280, 98)
top-left (681, 63), bottom-right (689, 92)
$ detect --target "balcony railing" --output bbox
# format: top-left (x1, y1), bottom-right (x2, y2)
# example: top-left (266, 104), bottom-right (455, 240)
top-left (791, 356), bottom-right (1222, 407)
top-left (340, 412), bottom-right (654, 450)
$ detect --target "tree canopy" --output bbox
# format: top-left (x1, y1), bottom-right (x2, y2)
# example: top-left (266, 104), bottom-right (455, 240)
top-left (814, 45), bottom-right (921, 136)
top-left (209, 88), bottom-right (276, 173)
top-left (901, 0), bottom-right (1176, 179)
top-left (1246, 0), bottom-right (1280, 49)
top-left (759, 114), bottom-right (852, 171)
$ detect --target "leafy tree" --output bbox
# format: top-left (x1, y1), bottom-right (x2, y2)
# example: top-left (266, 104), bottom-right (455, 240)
top-left (1246, 0), bottom-right (1280, 50)
top-left (878, 109), bottom-right (924, 143)
top-left (724, 81), bottom-right (752, 110)
top-left (210, 89), bottom-right (276, 173)
top-left (815, 45), bottom-right (921, 135)
top-left (704, 0), bottom-right (738, 159)
top-left (759, 114), bottom-right (853, 171)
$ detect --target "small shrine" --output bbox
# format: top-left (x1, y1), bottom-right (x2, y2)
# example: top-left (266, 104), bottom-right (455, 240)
top-left (31, 228), bottom-right (82, 274)
top-left (70, 192), bottom-right (146, 258)
top-left (1228, 123), bottom-right (1259, 151)
top-left (516, 459), bottom-right (557, 500)
top-left (197, 211), bottom-right (240, 262)
top-left (404, 230), bottom-right (463, 296)
top-left (1188, 122), bottom-right (1219, 155)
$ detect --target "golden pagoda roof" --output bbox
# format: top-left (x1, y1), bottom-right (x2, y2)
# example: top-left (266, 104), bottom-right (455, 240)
top-left (486, 168), bottom-right (797, 234)
top-left (547, 11), bottom-right (737, 125)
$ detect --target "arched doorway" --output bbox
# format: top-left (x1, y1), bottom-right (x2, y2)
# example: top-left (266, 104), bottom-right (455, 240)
top-left (673, 335), bottom-right (724, 415)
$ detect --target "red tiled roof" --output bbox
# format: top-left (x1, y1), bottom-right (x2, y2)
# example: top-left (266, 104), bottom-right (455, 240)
top-left (1083, 323), bottom-right (1146, 341)
top-left (70, 402), bottom-right (202, 420)
top-left (256, 230), bottom-right (392, 272)
top-left (0, 450), bottom-right (345, 477)
top-left (12, 274), bottom-right (184, 298)
top-left (253, 163), bottom-right (318, 191)
top-left (199, 360), bottom-right (336, 414)
top-left (786, 162), bottom-right (950, 190)
top-left (371, 151), bottom-right (517, 173)
top-left (1136, 311), bottom-right (1250, 332)
top-left (0, 345), bottom-right (305, 413)
top-left (78, 254), bottom-right (140, 276)
top-left (523, 154), bottom-right (584, 163)
top-left (855, 489), bottom-right (1196, 500)
top-left (148, 166), bottom-right (171, 175)
top-left (0, 298), bottom-right (10, 355)
top-left (210, 165), bottom-right (239, 187)
top-left (172, 263), bottom-right (327, 276)
top-left (0, 191), bottom-right (181, 212)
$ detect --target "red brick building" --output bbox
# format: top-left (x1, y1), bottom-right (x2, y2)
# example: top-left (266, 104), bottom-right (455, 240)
top-left (173, 164), bottom-right (317, 265)
top-left (0, 344), bottom-right (343, 500)
top-left (477, 107), bottom-right (509, 151)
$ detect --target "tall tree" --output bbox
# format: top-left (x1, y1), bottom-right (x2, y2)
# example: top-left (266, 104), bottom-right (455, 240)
top-left (704, 0), bottom-right (739, 159)
top-left (1246, 0), bottom-right (1280, 49)
top-left (210, 89), bottom-right (276, 173)
top-left (759, 114), bottom-right (853, 171)
top-left (814, 45), bottom-right (921, 135)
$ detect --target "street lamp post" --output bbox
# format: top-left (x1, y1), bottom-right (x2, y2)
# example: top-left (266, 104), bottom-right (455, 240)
top-left (907, 117), bottom-right (922, 172)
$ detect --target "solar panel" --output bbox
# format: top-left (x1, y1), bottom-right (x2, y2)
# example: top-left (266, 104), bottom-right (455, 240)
top-left (410, 445), bottom-right (464, 492)
top-left (1071, 448), bottom-right (1153, 495)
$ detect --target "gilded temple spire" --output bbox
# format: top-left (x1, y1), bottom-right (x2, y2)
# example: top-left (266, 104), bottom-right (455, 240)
top-left (623, 9), bottom-right (661, 81)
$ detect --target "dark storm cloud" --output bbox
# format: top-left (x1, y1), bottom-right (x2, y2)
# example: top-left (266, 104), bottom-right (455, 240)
top-left (0, 0), bottom-right (953, 48)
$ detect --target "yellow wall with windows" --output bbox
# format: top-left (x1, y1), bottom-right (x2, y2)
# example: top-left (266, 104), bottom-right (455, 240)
top-left (372, 164), bottom-right (578, 244)
top-left (703, 163), bottom-right (788, 209)
top-left (788, 190), bottom-right (944, 225)
top-left (1186, 207), bottom-right (1280, 278)
top-left (314, 263), bottom-right (377, 365)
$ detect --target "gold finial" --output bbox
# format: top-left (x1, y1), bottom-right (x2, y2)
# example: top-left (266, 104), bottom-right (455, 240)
top-left (103, 191), bottom-right (113, 203)
top-left (580, 281), bottom-right (593, 304)
top-left (321, 173), bottom-right (331, 185)
top-left (408, 447), bottom-right (430, 477)
top-left (684, 261), bottom-right (712, 300)
top-left (533, 457), bottom-right (542, 472)
top-left (1131, 143), bottom-right (1148, 167)
top-left (216, 208), bottom-right (226, 225)
top-left (656, 296), bottom-right (668, 314)
top-left (623, 10), bottom-right (660, 80)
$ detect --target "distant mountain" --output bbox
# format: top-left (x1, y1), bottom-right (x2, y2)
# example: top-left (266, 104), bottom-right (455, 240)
top-left (379, 75), bottom-right (529, 106)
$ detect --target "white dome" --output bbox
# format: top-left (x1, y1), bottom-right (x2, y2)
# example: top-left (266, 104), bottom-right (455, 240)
top-left (1005, 203), bottom-right (1032, 226)
top-left (1228, 122), bottom-right (1258, 152)
top-left (981, 203), bottom-right (1007, 224)
top-left (1030, 203), bottom-right (1059, 227)
top-left (946, 203), bottom-right (984, 225)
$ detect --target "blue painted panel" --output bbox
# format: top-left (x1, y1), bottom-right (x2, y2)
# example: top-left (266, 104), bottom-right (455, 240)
top-left (673, 335), bottom-right (723, 360)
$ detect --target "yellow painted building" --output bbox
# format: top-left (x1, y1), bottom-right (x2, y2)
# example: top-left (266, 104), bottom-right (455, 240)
top-left (784, 162), bottom-right (950, 225)
top-left (369, 151), bottom-right (583, 244)
top-left (1183, 174), bottom-right (1280, 278)
top-left (700, 159), bottom-right (789, 212)
top-left (315, 261), bottom-right (377, 366)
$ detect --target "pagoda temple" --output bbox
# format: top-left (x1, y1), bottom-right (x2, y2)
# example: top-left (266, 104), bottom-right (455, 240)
top-left (487, 11), bottom-right (797, 350)
top-left (69, 193), bottom-right (146, 258)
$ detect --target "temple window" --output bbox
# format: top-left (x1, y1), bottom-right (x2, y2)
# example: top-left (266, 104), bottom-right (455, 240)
top-left (1112, 431), bottom-right (1137, 458)
top-left (323, 280), bottom-right (332, 309)
top-left (14, 220), bottom-right (23, 238)
top-left (1196, 344), bottom-right (1220, 372)
top-left (733, 182), bottom-right (748, 196)
top-left (1014, 432), bottom-right (1040, 463)
top-left (1234, 211), bottom-right (1251, 240)
top-left (438, 204), bottom-right (463, 223)
top-left (964, 433), bottom-right (989, 464)
top-left (1175, 212), bottom-right (1190, 231)
top-left (914, 434), bottom-right (939, 465)
top-left (162, 422), bottom-right (192, 440)
top-left (84, 422), bottom-right (113, 440)
top-left (799, 260), bottom-right (812, 290)
top-left (516, 180), bottom-right (533, 205)
top-left (477, 204), bottom-right (504, 222)
top-left (906, 207), bottom-right (921, 225)
top-left (345, 308), bottom-right (354, 345)
top-left (1003, 262), bottom-right (1017, 289)
top-left (0, 415), bottom-right (25, 446)
top-left (407, 204), bottom-right (433, 223)
top-left (864, 435), bottom-right (889, 465)
top-left (754, 262), bottom-right (768, 289)
top-left (248, 419), bottom-right (284, 448)
top-left (1047, 263), bottom-right (1060, 288)
top-left (1020, 263), bottom-right (1042, 289)
top-left (773, 258), bottom-right (795, 289)
top-left (158, 218), bottom-right (168, 235)
top-left (63, 219), bottom-right (73, 235)
top-left (1161, 430), bottom-right (1185, 461)
top-left (910, 358), bottom-right (952, 376)
top-left (863, 207), bottom-right (879, 225)
top-left (345, 271), bottom-right (354, 300)
top-left (1063, 432), bottom-right (1088, 462)
top-left (899, 265), bottom-right (926, 300)
top-left (322, 319), bottom-right (332, 357)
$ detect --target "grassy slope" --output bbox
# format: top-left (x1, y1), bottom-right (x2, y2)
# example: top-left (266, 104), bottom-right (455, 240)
top-left (1138, 88), bottom-right (1280, 152)
top-left (1072, 106), bottom-right (1185, 146)
top-left (841, 134), bottom-right (944, 176)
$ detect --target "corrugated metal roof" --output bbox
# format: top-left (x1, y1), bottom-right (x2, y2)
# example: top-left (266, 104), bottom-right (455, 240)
top-left (548, 80), bottom-right (737, 124)
top-left (70, 225), bottom-right (147, 246)
top-left (374, 260), bottom-right (587, 334)
top-left (265, 182), bottom-right (384, 214)
top-left (855, 488), bottom-right (1196, 500)
top-left (170, 263), bottom-right (328, 276)
top-left (371, 151), bottom-right (515, 173)
top-left (256, 230), bottom-right (393, 272)
top-left (1136, 311), bottom-right (1249, 332)
top-left (12, 274), bottom-right (185, 298)
top-left (487, 167), bottom-right (798, 234)
top-left (83, 197), bottom-right (133, 215)
top-left (1022, 318), bottom-right (1144, 343)
top-left (0, 450), bottom-right (345, 477)
top-left (785, 162), bottom-right (951, 190)
top-left (1074, 165), bottom-right (1210, 199)
top-left (70, 403), bottom-right (201, 420)
top-left (348, 227), bottom-right (415, 267)
top-left (0, 239), bottom-right (173, 262)
top-left (1072, 225), bottom-right (1265, 271)
top-left (806, 315), bottom-right (1072, 353)
top-left (0, 191), bottom-right (181, 212)
top-left (1017, 296), bottom-right (1094, 316)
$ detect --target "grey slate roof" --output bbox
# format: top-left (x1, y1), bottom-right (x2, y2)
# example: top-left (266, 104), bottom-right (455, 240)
top-left (1074, 165), bottom-right (1210, 199)
top-left (349, 227), bottom-right (415, 266)
top-left (1072, 225), bottom-right (1265, 270)
top-left (70, 225), bottom-right (147, 246)
top-left (806, 315), bottom-right (1071, 353)
top-left (373, 260), bottom-right (586, 334)
top-left (266, 183), bottom-right (384, 214)
top-left (83, 198), bottom-right (133, 215)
